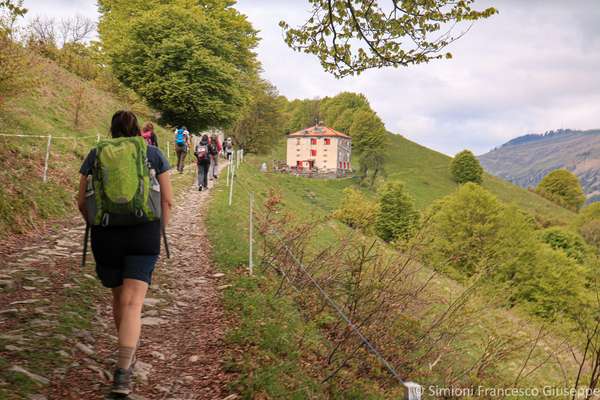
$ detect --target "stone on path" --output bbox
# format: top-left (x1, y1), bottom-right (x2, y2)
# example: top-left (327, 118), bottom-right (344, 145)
top-left (189, 355), bottom-right (199, 363)
top-left (28, 395), bottom-right (48, 400)
top-left (141, 317), bottom-right (167, 326)
top-left (75, 342), bottom-right (95, 356)
top-left (10, 366), bottom-right (50, 385)
top-left (0, 279), bottom-right (15, 290)
top-left (211, 273), bottom-right (225, 278)
top-left (143, 298), bottom-right (163, 307)
top-left (133, 361), bottom-right (153, 383)
top-left (150, 351), bottom-right (165, 360)
top-left (5, 344), bottom-right (23, 352)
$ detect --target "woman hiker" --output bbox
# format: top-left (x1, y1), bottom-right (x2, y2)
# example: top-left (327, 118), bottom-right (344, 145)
top-left (194, 134), bottom-right (211, 191)
top-left (209, 134), bottom-right (221, 180)
top-left (77, 111), bottom-right (173, 396)
top-left (141, 122), bottom-right (159, 147)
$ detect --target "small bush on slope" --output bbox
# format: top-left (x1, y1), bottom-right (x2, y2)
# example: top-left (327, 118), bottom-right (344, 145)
top-left (374, 181), bottom-right (419, 243)
top-left (333, 187), bottom-right (379, 235)
top-left (536, 169), bottom-right (585, 211)
top-left (450, 149), bottom-right (483, 184)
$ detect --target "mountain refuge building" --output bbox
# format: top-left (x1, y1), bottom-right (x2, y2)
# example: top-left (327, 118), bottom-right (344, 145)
top-left (286, 124), bottom-right (352, 177)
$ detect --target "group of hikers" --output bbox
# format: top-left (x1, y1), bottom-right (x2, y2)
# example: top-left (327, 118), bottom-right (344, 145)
top-left (76, 110), bottom-right (234, 396)
top-left (171, 126), bottom-right (234, 191)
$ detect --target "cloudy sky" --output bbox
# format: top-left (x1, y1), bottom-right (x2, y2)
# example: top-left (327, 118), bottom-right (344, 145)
top-left (22, 0), bottom-right (600, 155)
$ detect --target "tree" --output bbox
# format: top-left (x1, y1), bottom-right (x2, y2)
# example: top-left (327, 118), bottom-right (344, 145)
top-left (228, 79), bottom-right (285, 154)
top-left (333, 187), bottom-right (379, 234)
top-left (536, 169), bottom-right (585, 211)
top-left (580, 220), bottom-right (600, 250)
top-left (539, 227), bottom-right (587, 264)
top-left (0, 0), bottom-right (30, 103)
top-left (349, 108), bottom-right (388, 186)
top-left (450, 149), bottom-right (483, 184)
top-left (374, 181), bottom-right (419, 243)
top-left (281, 0), bottom-right (497, 77)
top-left (320, 92), bottom-right (369, 126)
top-left (98, 0), bottom-right (258, 131)
top-left (286, 99), bottom-right (321, 132)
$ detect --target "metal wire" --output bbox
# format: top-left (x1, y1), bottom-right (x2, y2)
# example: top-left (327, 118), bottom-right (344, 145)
top-left (228, 163), bottom-right (416, 390)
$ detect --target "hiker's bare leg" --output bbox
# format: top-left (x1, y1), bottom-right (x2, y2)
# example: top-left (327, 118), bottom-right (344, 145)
top-left (118, 279), bottom-right (148, 348)
top-left (111, 286), bottom-right (123, 332)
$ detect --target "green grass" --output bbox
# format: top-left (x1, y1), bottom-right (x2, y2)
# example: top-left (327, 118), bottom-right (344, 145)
top-left (0, 55), bottom-right (176, 238)
top-left (385, 133), bottom-right (575, 224)
top-left (207, 156), bottom-right (580, 398)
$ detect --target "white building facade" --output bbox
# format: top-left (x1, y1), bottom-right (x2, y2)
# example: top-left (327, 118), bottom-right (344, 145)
top-left (286, 125), bottom-right (352, 175)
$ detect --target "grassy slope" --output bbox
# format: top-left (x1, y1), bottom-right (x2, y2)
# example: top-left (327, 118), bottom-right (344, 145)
top-left (207, 158), bottom-right (578, 399)
top-left (0, 56), bottom-right (175, 238)
top-left (386, 134), bottom-right (575, 224)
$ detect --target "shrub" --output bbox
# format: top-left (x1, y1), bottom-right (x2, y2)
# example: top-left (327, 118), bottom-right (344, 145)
top-left (535, 169), bottom-right (585, 211)
top-left (580, 220), bottom-right (600, 249)
top-left (333, 188), bottom-right (379, 234)
top-left (422, 183), bottom-right (535, 278)
top-left (374, 181), bottom-right (419, 243)
top-left (450, 149), bottom-right (483, 184)
top-left (577, 202), bottom-right (600, 226)
top-left (539, 227), bottom-right (587, 264)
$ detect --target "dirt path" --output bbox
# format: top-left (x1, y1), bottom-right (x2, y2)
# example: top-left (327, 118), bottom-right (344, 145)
top-left (0, 171), bottom-right (234, 400)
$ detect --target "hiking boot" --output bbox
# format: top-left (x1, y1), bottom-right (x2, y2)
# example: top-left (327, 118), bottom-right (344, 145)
top-left (111, 368), bottom-right (132, 396)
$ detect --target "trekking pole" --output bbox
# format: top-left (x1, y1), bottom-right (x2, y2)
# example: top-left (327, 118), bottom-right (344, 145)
top-left (162, 223), bottom-right (171, 259)
top-left (81, 223), bottom-right (90, 268)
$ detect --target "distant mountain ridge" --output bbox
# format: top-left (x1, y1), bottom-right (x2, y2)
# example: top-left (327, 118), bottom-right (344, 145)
top-left (479, 129), bottom-right (600, 201)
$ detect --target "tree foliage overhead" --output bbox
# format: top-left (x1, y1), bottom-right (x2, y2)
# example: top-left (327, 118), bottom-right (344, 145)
top-left (98, 0), bottom-right (258, 131)
top-left (281, 0), bottom-right (497, 77)
top-left (450, 149), bottom-right (483, 184)
top-left (535, 169), bottom-right (586, 212)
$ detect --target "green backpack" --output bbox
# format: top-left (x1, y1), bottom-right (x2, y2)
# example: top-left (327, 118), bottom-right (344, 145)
top-left (85, 136), bottom-right (161, 226)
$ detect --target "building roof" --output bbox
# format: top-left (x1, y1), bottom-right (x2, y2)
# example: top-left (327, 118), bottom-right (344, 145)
top-left (288, 125), bottom-right (351, 139)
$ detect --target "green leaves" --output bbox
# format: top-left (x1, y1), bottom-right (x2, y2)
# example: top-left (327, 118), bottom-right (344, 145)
top-left (535, 169), bottom-right (585, 212)
top-left (281, 0), bottom-right (497, 77)
top-left (99, 0), bottom-right (258, 131)
top-left (374, 180), bottom-right (419, 243)
top-left (450, 149), bottom-right (483, 184)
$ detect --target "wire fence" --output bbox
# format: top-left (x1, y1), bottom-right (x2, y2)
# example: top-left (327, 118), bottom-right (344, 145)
top-left (0, 132), bottom-right (189, 183)
top-left (224, 152), bottom-right (422, 400)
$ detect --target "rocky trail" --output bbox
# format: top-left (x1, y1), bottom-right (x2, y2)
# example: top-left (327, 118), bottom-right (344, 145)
top-left (0, 171), bottom-right (235, 400)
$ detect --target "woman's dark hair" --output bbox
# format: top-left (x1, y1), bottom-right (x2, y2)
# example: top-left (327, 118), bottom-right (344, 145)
top-left (110, 111), bottom-right (141, 138)
top-left (201, 134), bottom-right (209, 143)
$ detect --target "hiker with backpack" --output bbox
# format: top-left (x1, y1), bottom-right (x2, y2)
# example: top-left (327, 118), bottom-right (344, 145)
top-left (194, 134), bottom-right (211, 191)
top-left (77, 111), bottom-right (173, 396)
top-left (174, 126), bottom-right (190, 173)
top-left (209, 134), bottom-right (221, 180)
top-left (224, 137), bottom-right (233, 161)
top-left (141, 122), bottom-right (159, 147)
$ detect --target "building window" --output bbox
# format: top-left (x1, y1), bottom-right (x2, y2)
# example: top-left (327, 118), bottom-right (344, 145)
top-left (339, 162), bottom-right (343, 169)
top-left (296, 138), bottom-right (301, 145)
top-left (311, 149), bottom-right (317, 157)
top-left (325, 138), bottom-right (331, 145)
top-left (311, 138), bottom-right (317, 145)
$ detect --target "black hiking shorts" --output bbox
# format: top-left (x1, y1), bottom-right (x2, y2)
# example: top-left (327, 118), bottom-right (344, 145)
top-left (90, 221), bottom-right (161, 288)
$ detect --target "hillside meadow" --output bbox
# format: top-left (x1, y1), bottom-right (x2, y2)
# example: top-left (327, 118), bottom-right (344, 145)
top-left (206, 154), bottom-right (583, 399)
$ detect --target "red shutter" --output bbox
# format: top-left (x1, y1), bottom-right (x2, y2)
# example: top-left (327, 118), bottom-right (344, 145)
top-left (311, 149), bottom-right (317, 157)
top-left (325, 138), bottom-right (331, 145)
top-left (311, 138), bottom-right (317, 145)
